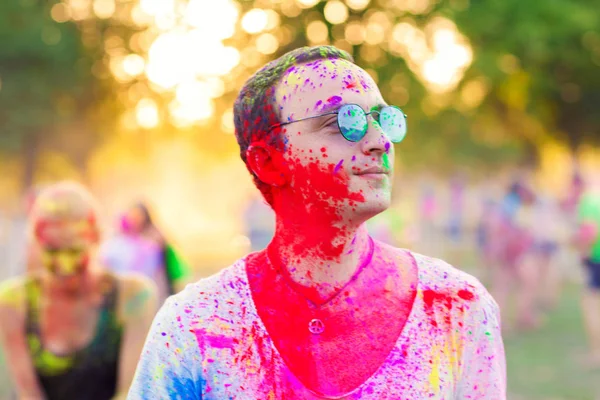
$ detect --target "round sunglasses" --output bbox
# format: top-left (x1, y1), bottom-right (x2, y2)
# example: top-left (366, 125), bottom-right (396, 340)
top-left (269, 104), bottom-right (407, 143)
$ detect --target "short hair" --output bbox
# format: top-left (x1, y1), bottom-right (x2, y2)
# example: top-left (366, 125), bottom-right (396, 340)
top-left (233, 45), bottom-right (354, 205)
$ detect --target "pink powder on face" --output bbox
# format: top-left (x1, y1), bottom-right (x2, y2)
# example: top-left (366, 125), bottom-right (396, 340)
top-left (272, 157), bottom-right (365, 261)
top-left (327, 96), bottom-right (342, 105)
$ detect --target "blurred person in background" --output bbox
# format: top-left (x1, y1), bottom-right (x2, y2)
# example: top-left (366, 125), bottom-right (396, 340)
top-left (447, 173), bottom-right (466, 244)
top-left (129, 45), bottom-right (505, 399)
top-left (573, 175), bottom-right (600, 367)
top-left (476, 196), bottom-right (502, 280)
top-left (487, 179), bottom-right (521, 329)
top-left (0, 181), bottom-right (157, 400)
top-left (528, 191), bottom-right (566, 312)
top-left (563, 169), bottom-right (586, 216)
top-left (100, 202), bottom-right (192, 305)
top-left (511, 182), bottom-right (564, 331)
top-left (491, 178), bottom-right (538, 332)
top-left (419, 180), bottom-right (438, 243)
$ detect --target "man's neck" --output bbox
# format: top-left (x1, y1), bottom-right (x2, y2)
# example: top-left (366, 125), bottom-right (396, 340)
top-left (267, 220), bottom-right (372, 294)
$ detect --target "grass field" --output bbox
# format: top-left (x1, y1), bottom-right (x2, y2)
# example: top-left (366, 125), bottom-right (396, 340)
top-left (505, 283), bottom-right (599, 400)
top-left (1, 247), bottom-right (599, 399)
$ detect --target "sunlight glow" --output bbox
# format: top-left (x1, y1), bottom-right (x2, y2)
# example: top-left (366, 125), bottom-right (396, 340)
top-left (185, 0), bottom-right (238, 39)
top-left (391, 18), bottom-right (472, 93)
top-left (93, 0), bottom-right (116, 19)
top-left (169, 97), bottom-right (214, 127)
top-left (51, 3), bottom-right (71, 23)
top-left (296, 0), bottom-right (320, 8)
top-left (122, 54), bottom-right (145, 77)
top-left (256, 33), bottom-right (279, 55)
top-left (324, 1), bottom-right (349, 25)
top-left (307, 20), bottom-right (329, 44)
top-left (221, 108), bottom-right (235, 134)
top-left (136, 98), bottom-right (159, 129)
top-left (65, 0), bottom-right (93, 21)
top-left (346, 0), bottom-right (370, 11)
top-left (139, 0), bottom-right (175, 17)
top-left (242, 9), bottom-right (269, 34)
top-left (127, 0), bottom-right (241, 124)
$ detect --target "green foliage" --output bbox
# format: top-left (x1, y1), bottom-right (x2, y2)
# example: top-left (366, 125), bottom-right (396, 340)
top-left (451, 0), bottom-right (600, 149)
top-left (0, 0), bottom-right (92, 151)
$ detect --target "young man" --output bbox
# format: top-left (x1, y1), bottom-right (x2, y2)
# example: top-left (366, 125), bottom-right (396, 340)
top-left (128, 46), bottom-right (506, 399)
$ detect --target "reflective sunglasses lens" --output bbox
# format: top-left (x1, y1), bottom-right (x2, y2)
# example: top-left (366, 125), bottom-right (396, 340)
top-left (338, 104), bottom-right (368, 142)
top-left (380, 106), bottom-right (407, 143)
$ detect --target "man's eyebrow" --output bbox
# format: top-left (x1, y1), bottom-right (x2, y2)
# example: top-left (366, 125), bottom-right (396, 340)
top-left (318, 102), bottom-right (389, 115)
top-left (316, 102), bottom-right (344, 114)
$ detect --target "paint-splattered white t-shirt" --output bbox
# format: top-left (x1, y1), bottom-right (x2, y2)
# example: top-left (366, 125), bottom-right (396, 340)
top-left (128, 250), bottom-right (506, 399)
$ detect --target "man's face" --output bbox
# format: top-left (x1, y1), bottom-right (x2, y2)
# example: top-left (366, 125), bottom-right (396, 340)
top-left (125, 206), bottom-right (146, 233)
top-left (272, 58), bottom-right (395, 225)
top-left (35, 217), bottom-right (97, 279)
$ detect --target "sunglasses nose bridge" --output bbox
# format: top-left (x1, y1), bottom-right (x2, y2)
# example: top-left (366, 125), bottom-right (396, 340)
top-left (364, 112), bottom-right (391, 145)
top-left (359, 115), bottom-right (392, 153)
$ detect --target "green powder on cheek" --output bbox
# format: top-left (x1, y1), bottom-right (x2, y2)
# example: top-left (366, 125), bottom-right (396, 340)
top-left (383, 153), bottom-right (390, 171)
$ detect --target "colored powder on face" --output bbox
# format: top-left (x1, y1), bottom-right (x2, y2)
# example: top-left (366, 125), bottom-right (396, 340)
top-left (333, 159), bottom-right (344, 174)
top-left (382, 153), bottom-right (390, 171)
top-left (314, 100), bottom-right (323, 110)
top-left (272, 159), bottom-right (365, 260)
top-left (326, 96), bottom-right (342, 106)
top-left (35, 218), bottom-right (97, 248)
top-left (286, 71), bottom-right (303, 87)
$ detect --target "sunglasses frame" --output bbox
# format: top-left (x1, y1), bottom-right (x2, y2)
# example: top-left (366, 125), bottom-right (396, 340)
top-left (268, 103), bottom-right (407, 143)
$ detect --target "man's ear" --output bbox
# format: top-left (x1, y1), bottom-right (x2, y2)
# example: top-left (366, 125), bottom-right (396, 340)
top-left (246, 143), bottom-right (288, 187)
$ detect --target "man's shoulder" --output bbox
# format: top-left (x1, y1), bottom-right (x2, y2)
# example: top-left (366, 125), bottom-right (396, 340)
top-left (415, 252), bottom-right (482, 286)
top-left (378, 243), bottom-right (482, 289)
top-left (0, 276), bottom-right (28, 307)
top-left (160, 258), bottom-right (249, 320)
top-left (413, 251), bottom-right (498, 314)
top-left (175, 258), bottom-right (247, 300)
top-left (380, 243), bottom-right (495, 307)
top-left (0, 276), bottom-right (28, 326)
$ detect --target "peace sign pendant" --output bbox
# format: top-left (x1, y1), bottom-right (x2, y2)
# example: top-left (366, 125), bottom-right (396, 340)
top-left (308, 318), bottom-right (325, 334)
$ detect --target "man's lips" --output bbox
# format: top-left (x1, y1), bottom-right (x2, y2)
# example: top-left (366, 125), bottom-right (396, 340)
top-left (355, 166), bottom-right (389, 175)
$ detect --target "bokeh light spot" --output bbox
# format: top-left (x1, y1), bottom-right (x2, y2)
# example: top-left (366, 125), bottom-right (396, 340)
top-left (324, 1), bottom-right (349, 24)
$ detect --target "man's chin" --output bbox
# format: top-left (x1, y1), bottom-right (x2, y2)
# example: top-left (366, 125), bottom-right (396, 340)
top-left (350, 198), bottom-right (391, 221)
